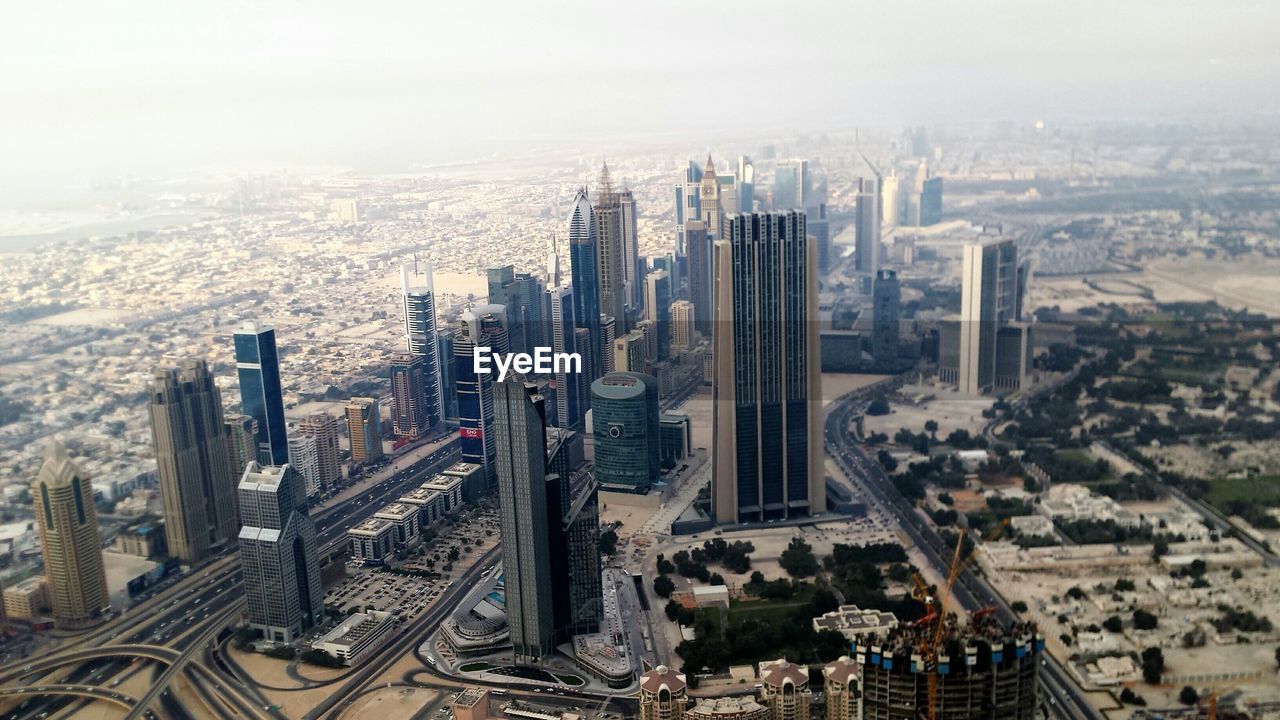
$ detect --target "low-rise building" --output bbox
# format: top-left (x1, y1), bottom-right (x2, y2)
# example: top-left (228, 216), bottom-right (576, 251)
top-left (441, 462), bottom-right (487, 504)
top-left (4, 576), bottom-right (48, 621)
top-left (398, 486), bottom-right (444, 528)
top-left (373, 503), bottom-right (420, 548)
top-left (686, 696), bottom-right (768, 720)
top-left (113, 521), bottom-right (168, 559)
top-left (423, 475), bottom-right (463, 511)
top-left (311, 610), bottom-right (397, 666)
top-left (347, 518), bottom-right (395, 565)
top-left (812, 605), bottom-right (899, 641)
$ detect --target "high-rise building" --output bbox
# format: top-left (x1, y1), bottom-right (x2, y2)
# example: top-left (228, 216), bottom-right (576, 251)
top-left (32, 442), bottom-right (109, 628)
top-left (712, 211), bottom-right (824, 524)
top-left (684, 219), bottom-right (713, 340)
top-left (593, 163), bottom-right (629, 336)
top-left (958, 237), bottom-right (1022, 395)
top-left (389, 353), bottom-right (431, 440)
top-left (645, 269), bottom-right (671, 361)
top-left (297, 413), bottom-right (340, 493)
top-left (488, 264), bottom-right (547, 356)
top-left (698, 156), bottom-right (723, 240)
top-left (773, 159), bottom-right (809, 210)
top-left (822, 657), bottom-right (858, 720)
top-left (346, 397), bottom-right (383, 464)
top-left (618, 186), bottom-right (643, 320)
top-left (614, 330), bottom-right (648, 375)
top-left (808, 203), bottom-right (831, 275)
top-left (492, 378), bottom-right (557, 663)
top-left (568, 189), bottom-right (603, 381)
top-left (758, 660), bottom-right (812, 720)
top-left (737, 155), bottom-right (755, 213)
top-left (881, 172), bottom-right (902, 229)
top-left (717, 173), bottom-right (739, 225)
top-left (149, 360), bottom-right (238, 563)
top-left (855, 177), bottom-right (881, 276)
top-left (288, 434), bottom-right (322, 498)
top-left (235, 321), bottom-right (288, 465)
top-left (237, 462), bottom-right (323, 643)
top-left (546, 285), bottom-right (582, 430)
top-left (546, 234), bottom-right (562, 288)
top-left (872, 270), bottom-right (901, 368)
top-left (600, 315), bottom-right (617, 374)
top-left (225, 413), bottom-right (257, 478)
top-left (401, 264), bottom-right (444, 431)
top-left (436, 328), bottom-right (459, 423)
top-left (670, 300), bottom-right (696, 349)
top-left (673, 160), bottom-right (704, 257)
top-left (920, 176), bottom-right (944, 226)
top-left (591, 373), bottom-right (660, 492)
top-left (545, 427), bottom-right (603, 641)
top-left (455, 307), bottom-right (507, 485)
top-left (638, 665), bottom-right (688, 720)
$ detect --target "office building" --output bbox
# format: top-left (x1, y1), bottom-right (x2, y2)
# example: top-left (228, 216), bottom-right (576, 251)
top-left (712, 211), bottom-right (823, 524)
top-left (348, 518), bottom-right (395, 564)
top-left (346, 397), bottom-right (383, 464)
top-left (600, 315), bottom-right (617, 374)
top-left (614, 330), bottom-right (648, 375)
top-left (855, 177), bottom-right (881, 276)
top-left (808, 203), bottom-right (831, 275)
top-left (737, 155), bottom-right (755, 213)
top-left (774, 159), bottom-right (809, 210)
top-left (149, 360), bottom-right (238, 563)
top-left (441, 461), bottom-right (488, 504)
top-left (225, 413), bottom-right (257, 478)
top-left (995, 322), bottom-right (1034, 391)
top-left (288, 434), bottom-right (322, 498)
top-left (389, 353), bottom-right (431, 440)
top-left (671, 300), bottom-right (696, 349)
top-left (455, 307), bottom-right (507, 485)
top-left (297, 412), bottom-right (340, 493)
top-left (673, 159), bottom-right (704, 257)
top-left (4, 577), bottom-right (48, 623)
top-left (659, 414), bottom-right (692, 468)
top-left (311, 610), bottom-right (396, 667)
top-left (881, 172), bottom-right (902, 229)
top-left (853, 622), bottom-right (1041, 720)
top-left (591, 373), bottom-right (660, 492)
top-left (685, 219), bottom-right (713, 339)
top-left (546, 285), bottom-right (583, 430)
top-left (645, 269), bottom-right (671, 360)
top-left (488, 264), bottom-right (547, 355)
top-left (238, 462), bottom-right (323, 643)
top-left (568, 188), bottom-right (603, 381)
top-left (492, 378), bottom-right (557, 663)
top-left (920, 176), bottom-right (943, 226)
top-left (593, 163), bottom-right (629, 336)
top-left (619, 186), bottom-right (643, 320)
top-left (639, 665), bottom-right (688, 720)
top-left (958, 237), bottom-right (1023, 395)
top-left (437, 328), bottom-right (459, 423)
top-left (545, 427), bottom-right (603, 641)
top-left (872, 270), bottom-right (901, 367)
top-left (32, 442), bottom-right (109, 628)
top-left (401, 264), bottom-right (445, 431)
top-left (373, 503), bottom-right (420, 548)
top-left (234, 321), bottom-right (288, 466)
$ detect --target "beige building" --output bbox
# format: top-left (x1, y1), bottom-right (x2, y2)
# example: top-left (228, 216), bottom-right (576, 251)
top-left (297, 412), bottom-right (341, 492)
top-left (758, 659), bottom-right (811, 720)
top-left (638, 665), bottom-right (687, 720)
top-left (686, 697), bottom-right (767, 720)
top-left (671, 300), bottom-right (696, 349)
top-left (452, 688), bottom-right (490, 720)
top-left (615, 329), bottom-right (648, 374)
top-left (346, 397), bottom-right (383, 464)
top-left (823, 657), bottom-right (859, 720)
top-left (4, 576), bottom-right (49, 621)
top-left (33, 442), bottom-right (109, 628)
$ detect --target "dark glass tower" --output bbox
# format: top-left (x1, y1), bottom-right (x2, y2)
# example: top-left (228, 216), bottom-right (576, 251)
top-left (712, 211), bottom-right (823, 524)
top-left (590, 372), bottom-right (660, 492)
top-left (455, 306), bottom-right (508, 487)
top-left (568, 189), bottom-right (602, 382)
top-left (545, 285), bottom-right (581, 430)
top-left (234, 321), bottom-right (288, 466)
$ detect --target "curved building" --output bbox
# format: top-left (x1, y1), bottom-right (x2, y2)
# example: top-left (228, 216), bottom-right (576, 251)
top-left (639, 665), bottom-right (688, 720)
top-left (590, 372), bottom-right (659, 492)
top-left (686, 697), bottom-right (768, 720)
top-left (32, 442), bottom-right (109, 628)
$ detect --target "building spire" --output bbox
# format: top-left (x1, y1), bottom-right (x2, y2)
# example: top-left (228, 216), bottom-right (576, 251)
top-left (598, 160), bottom-right (615, 199)
top-left (704, 154), bottom-right (716, 176)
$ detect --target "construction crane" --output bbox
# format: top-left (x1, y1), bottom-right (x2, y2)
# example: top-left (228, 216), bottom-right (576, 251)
top-left (910, 519), bottom-right (1010, 720)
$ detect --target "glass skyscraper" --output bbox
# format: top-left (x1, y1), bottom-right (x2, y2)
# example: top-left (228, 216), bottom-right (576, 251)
top-left (590, 372), bottom-right (660, 492)
top-left (454, 306), bottom-right (507, 487)
top-left (568, 189), bottom-right (602, 382)
top-left (234, 321), bottom-right (288, 466)
top-left (401, 264), bottom-right (444, 431)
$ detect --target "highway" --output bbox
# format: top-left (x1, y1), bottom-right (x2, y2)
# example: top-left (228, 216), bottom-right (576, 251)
top-left (824, 387), bottom-right (1102, 720)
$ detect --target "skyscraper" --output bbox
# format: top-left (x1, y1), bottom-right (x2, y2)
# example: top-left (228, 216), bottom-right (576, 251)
top-left (618, 186), bottom-right (643, 320)
top-left (455, 306), bottom-right (507, 485)
top-left (645, 269), bottom-right (671, 361)
top-left (149, 360), bottom-right (238, 563)
top-left (881, 172), bottom-right (902, 229)
top-left (488, 264), bottom-right (547, 356)
top-left (737, 155), bottom-right (755, 213)
top-left (568, 189), bottom-right (603, 381)
top-left (237, 462), bottom-right (323, 643)
top-left (920, 176), bottom-right (944, 226)
top-left (712, 211), bottom-right (824, 524)
top-left (593, 163), bottom-right (629, 336)
top-left (958, 237), bottom-right (1021, 395)
top-left (545, 427), bottom-right (603, 641)
top-left (600, 315), bottom-right (617, 374)
top-left (235, 321), bottom-right (288, 465)
top-left (591, 372), bottom-right (660, 492)
top-left (673, 160), bottom-right (704, 257)
top-left (297, 412), bottom-right (340, 493)
top-left (684, 219), bottom-right (713, 340)
top-left (773, 159), bottom-right (809, 210)
top-left (613, 330), bottom-right (648, 375)
top-left (671, 300), bottom-right (696, 349)
top-left (872, 270), bottom-right (901, 368)
top-left (436, 328), bottom-right (459, 423)
top-left (389, 353), bottom-right (431, 440)
top-left (546, 285), bottom-right (582, 430)
top-left (225, 413), bottom-right (257, 478)
top-left (346, 397), bottom-right (383, 464)
top-left (492, 378), bottom-right (556, 663)
top-left (855, 177), bottom-right (881, 276)
top-left (401, 264), bottom-right (444, 431)
top-left (288, 434), bottom-right (322, 498)
top-left (698, 156), bottom-right (723, 240)
top-left (32, 442), bottom-right (109, 628)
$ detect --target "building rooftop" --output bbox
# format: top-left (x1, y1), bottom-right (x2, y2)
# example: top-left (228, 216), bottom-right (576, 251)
top-left (812, 604), bottom-right (899, 637)
top-left (758, 658), bottom-right (808, 688)
top-left (689, 696), bottom-right (765, 716)
top-left (316, 610), bottom-right (393, 647)
top-left (639, 664), bottom-right (686, 694)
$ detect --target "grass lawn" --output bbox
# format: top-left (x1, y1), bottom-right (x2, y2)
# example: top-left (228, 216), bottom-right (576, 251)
top-left (1054, 449), bottom-right (1093, 466)
top-left (1206, 475), bottom-right (1280, 508)
top-left (726, 584), bottom-right (816, 627)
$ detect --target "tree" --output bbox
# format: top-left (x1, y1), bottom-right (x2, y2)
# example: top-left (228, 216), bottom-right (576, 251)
top-left (447, 547), bottom-right (460, 562)
top-left (1133, 609), bottom-right (1159, 630)
top-left (876, 450), bottom-right (898, 473)
top-left (1102, 616), bottom-right (1123, 633)
top-left (867, 396), bottom-right (891, 416)
top-left (779, 537), bottom-right (820, 578)
top-left (1114, 578), bottom-right (1136, 592)
top-left (924, 420), bottom-right (939, 439)
top-left (1141, 647), bottom-right (1164, 684)
top-left (598, 529), bottom-right (618, 555)
top-left (664, 600), bottom-right (682, 622)
top-left (1119, 688), bottom-right (1146, 706)
top-left (709, 573), bottom-right (725, 586)
top-left (1178, 686), bottom-right (1199, 706)
top-left (653, 575), bottom-right (675, 598)
top-left (1011, 600), bottom-right (1028, 614)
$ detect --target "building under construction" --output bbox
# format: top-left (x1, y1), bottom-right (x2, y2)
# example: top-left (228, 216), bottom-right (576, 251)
top-left (853, 615), bottom-right (1042, 720)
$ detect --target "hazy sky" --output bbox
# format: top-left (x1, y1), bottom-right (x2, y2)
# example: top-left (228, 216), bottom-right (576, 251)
top-left (3, 0), bottom-right (1278, 206)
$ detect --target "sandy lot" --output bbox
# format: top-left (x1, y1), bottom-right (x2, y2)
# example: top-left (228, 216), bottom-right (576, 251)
top-left (863, 385), bottom-right (993, 440)
top-left (343, 687), bottom-right (439, 720)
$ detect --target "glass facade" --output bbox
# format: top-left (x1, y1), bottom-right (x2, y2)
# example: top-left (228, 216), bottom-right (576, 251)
top-left (234, 324), bottom-right (288, 466)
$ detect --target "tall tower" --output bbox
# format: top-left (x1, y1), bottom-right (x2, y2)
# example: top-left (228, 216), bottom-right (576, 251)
top-left (225, 413), bottom-right (257, 478)
top-left (737, 155), bottom-right (755, 213)
top-left (619, 185), bottom-right (643, 319)
top-left (591, 372), bottom-right (660, 492)
top-left (149, 360), bottom-right (238, 563)
top-left (401, 264), bottom-right (444, 431)
top-left (698, 155), bottom-right (722, 240)
top-left (237, 463), bottom-right (323, 643)
top-left (297, 412), bottom-right (340, 494)
top-left (712, 212), bottom-right (824, 524)
top-left (872, 270), bottom-right (901, 368)
top-left (546, 234), bottom-right (562, 288)
top-left (546, 285), bottom-right (582, 430)
top-left (593, 163), bottom-right (629, 336)
top-left (673, 160), bottom-right (703, 258)
top-left (958, 237), bottom-right (1020, 395)
top-left (855, 176), bottom-right (881, 276)
top-left (670, 300), bottom-right (696, 349)
top-left (235, 321), bottom-right (289, 465)
top-left (33, 442), bottom-right (109, 628)
top-left (492, 378), bottom-right (556, 663)
top-left (455, 306), bottom-right (508, 486)
top-left (823, 656), bottom-right (859, 720)
top-left (685, 219), bottom-right (712, 340)
top-left (568, 189), bottom-right (603, 381)
top-left (645, 269), bottom-right (671, 361)
top-left (346, 397), bottom-right (383, 464)
top-left (389, 353), bottom-right (431, 440)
